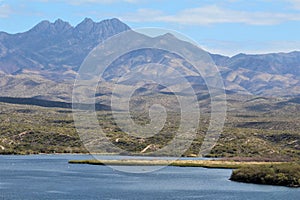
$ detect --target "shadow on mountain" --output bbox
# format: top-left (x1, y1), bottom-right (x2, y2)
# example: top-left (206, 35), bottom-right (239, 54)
top-left (0, 96), bottom-right (110, 111)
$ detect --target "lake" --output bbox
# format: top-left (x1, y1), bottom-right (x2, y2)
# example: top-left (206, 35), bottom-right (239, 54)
top-left (0, 155), bottom-right (299, 200)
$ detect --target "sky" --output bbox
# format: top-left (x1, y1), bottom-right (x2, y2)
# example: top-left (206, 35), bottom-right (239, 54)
top-left (0, 0), bottom-right (300, 56)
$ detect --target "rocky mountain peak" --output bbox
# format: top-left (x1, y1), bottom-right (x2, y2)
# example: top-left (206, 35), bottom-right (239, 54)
top-left (29, 20), bottom-right (51, 33)
top-left (0, 18), bottom-right (299, 97)
top-left (28, 19), bottom-right (72, 34)
top-left (73, 17), bottom-right (130, 40)
top-left (53, 18), bottom-right (72, 32)
top-left (75, 17), bottom-right (94, 31)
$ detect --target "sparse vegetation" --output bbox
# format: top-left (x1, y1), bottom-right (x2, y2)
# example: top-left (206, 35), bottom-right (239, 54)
top-left (68, 159), bottom-right (300, 187)
top-left (68, 159), bottom-right (284, 169)
top-left (0, 93), bottom-right (299, 161)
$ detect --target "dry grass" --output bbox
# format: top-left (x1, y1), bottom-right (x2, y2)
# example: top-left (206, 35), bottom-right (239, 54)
top-left (68, 159), bottom-right (285, 169)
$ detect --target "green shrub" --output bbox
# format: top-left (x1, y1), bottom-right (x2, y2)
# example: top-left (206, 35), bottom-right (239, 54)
top-left (230, 163), bottom-right (300, 187)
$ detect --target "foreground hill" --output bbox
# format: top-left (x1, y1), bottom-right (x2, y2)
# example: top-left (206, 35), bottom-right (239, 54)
top-left (0, 93), bottom-right (299, 160)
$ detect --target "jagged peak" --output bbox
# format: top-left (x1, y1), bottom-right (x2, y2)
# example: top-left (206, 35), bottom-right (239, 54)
top-left (76, 17), bottom-right (128, 27)
top-left (53, 18), bottom-right (72, 31)
top-left (29, 20), bottom-right (51, 32)
top-left (101, 18), bottom-right (131, 30)
top-left (84, 17), bottom-right (94, 22)
top-left (101, 18), bottom-right (124, 24)
top-left (74, 17), bottom-right (130, 35)
top-left (54, 18), bottom-right (64, 24)
top-left (54, 18), bottom-right (71, 26)
top-left (28, 19), bottom-right (72, 33)
top-left (36, 20), bottom-right (51, 27)
top-left (74, 18), bottom-right (95, 31)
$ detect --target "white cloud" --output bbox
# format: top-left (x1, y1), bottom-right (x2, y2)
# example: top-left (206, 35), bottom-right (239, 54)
top-left (122, 5), bottom-right (300, 25)
top-left (0, 4), bottom-right (13, 18)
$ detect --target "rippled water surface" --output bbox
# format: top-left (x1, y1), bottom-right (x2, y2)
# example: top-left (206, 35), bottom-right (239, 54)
top-left (0, 155), bottom-right (299, 200)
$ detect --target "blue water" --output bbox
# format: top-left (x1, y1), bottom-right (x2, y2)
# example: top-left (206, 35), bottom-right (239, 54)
top-left (0, 155), bottom-right (299, 200)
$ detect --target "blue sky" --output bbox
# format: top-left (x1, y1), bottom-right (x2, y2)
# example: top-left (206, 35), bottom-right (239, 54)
top-left (0, 0), bottom-right (300, 55)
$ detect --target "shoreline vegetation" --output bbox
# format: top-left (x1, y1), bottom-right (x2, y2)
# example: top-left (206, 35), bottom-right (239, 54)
top-left (230, 163), bottom-right (300, 188)
top-left (68, 159), bottom-right (283, 168)
top-left (68, 159), bottom-right (300, 188)
top-left (1, 102), bottom-right (299, 188)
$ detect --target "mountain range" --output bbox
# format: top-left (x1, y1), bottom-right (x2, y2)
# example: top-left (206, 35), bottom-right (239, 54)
top-left (0, 18), bottom-right (299, 157)
top-left (0, 18), bottom-right (299, 101)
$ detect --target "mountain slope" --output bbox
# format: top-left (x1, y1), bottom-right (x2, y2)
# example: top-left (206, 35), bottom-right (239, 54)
top-left (213, 52), bottom-right (300, 77)
top-left (0, 18), bottom-right (299, 98)
top-left (0, 18), bottom-right (130, 75)
top-left (212, 52), bottom-right (300, 96)
top-left (0, 19), bottom-right (299, 158)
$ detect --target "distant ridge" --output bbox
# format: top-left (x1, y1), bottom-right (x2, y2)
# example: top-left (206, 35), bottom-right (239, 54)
top-left (0, 18), bottom-right (299, 97)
